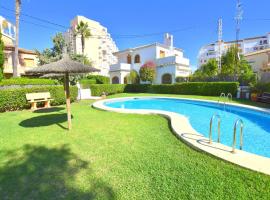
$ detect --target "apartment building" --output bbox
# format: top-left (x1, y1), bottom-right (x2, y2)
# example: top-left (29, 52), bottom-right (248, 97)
top-left (198, 33), bottom-right (270, 67)
top-left (0, 16), bottom-right (38, 77)
top-left (64, 16), bottom-right (118, 76)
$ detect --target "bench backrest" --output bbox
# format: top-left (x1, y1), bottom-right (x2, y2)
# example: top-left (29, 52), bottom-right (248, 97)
top-left (26, 92), bottom-right (51, 101)
top-left (262, 92), bottom-right (270, 97)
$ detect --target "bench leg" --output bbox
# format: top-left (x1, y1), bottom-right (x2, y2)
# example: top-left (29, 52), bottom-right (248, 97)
top-left (31, 102), bottom-right (37, 110)
top-left (44, 101), bottom-right (51, 108)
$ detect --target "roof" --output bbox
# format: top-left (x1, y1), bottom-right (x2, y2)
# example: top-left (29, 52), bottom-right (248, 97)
top-left (245, 48), bottom-right (270, 57)
top-left (114, 42), bottom-right (183, 55)
top-left (4, 45), bottom-right (37, 55)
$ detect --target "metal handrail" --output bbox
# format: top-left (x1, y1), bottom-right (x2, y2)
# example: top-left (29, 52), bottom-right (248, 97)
top-left (227, 93), bottom-right (233, 102)
top-left (218, 93), bottom-right (226, 111)
top-left (209, 114), bottom-right (221, 144)
top-left (232, 119), bottom-right (244, 153)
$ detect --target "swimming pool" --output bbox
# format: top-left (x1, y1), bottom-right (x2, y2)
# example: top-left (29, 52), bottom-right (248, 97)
top-left (104, 97), bottom-right (270, 158)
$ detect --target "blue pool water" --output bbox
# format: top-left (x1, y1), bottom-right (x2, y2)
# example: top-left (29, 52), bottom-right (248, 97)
top-left (104, 98), bottom-right (270, 158)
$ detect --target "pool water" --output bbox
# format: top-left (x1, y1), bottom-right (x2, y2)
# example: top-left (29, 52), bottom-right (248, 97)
top-left (105, 98), bottom-right (270, 158)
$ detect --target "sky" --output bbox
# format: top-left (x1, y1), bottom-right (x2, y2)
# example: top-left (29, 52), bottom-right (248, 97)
top-left (1, 0), bottom-right (270, 71)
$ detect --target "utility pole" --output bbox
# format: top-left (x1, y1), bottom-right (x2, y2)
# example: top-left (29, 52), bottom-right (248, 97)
top-left (234, 0), bottom-right (243, 80)
top-left (217, 18), bottom-right (223, 73)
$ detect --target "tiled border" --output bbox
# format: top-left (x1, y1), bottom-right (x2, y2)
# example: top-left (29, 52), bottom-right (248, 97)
top-left (93, 96), bottom-right (270, 176)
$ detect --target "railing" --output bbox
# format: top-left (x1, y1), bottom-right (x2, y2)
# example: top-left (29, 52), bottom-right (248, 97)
top-left (209, 114), bottom-right (221, 144)
top-left (218, 93), bottom-right (226, 111)
top-left (232, 119), bottom-right (244, 153)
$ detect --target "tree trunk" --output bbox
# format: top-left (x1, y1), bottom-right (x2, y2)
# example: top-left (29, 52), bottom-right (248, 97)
top-left (14, 0), bottom-right (21, 77)
top-left (64, 73), bottom-right (72, 130)
top-left (81, 35), bottom-right (84, 55)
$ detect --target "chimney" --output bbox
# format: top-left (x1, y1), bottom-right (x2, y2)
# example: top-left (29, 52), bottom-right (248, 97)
top-left (164, 33), bottom-right (173, 49)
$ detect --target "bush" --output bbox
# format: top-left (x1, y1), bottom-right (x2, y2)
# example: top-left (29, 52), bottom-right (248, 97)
top-left (139, 61), bottom-right (156, 83)
top-left (80, 79), bottom-right (97, 88)
top-left (251, 82), bottom-right (270, 93)
top-left (89, 82), bottom-right (239, 97)
top-left (86, 75), bottom-right (110, 84)
top-left (0, 78), bottom-right (58, 86)
top-left (0, 86), bottom-right (78, 112)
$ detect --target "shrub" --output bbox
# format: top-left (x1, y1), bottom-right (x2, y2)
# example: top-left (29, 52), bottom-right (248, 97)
top-left (0, 33), bottom-right (4, 81)
top-left (86, 75), bottom-right (110, 84)
top-left (127, 70), bottom-right (140, 84)
top-left (0, 86), bottom-right (78, 112)
top-left (0, 78), bottom-right (58, 86)
top-left (251, 82), bottom-right (270, 93)
top-left (89, 82), bottom-right (239, 97)
top-left (80, 79), bottom-right (97, 89)
top-left (139, 61), bottom-right (156, 83)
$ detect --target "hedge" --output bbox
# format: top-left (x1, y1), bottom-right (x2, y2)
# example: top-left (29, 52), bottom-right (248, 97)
top-left (85, 75), bottom-right (110, 84)
top-left (251, 82), bottom-right (270, 93)
top-left (89, 82), bottom-right (239, 97)
top-left (0, 78), bottom-right (58, 86)
top-left (89, 84), bottom-right (126, 96)
top-left (0, 86), bottom-right (78, 112)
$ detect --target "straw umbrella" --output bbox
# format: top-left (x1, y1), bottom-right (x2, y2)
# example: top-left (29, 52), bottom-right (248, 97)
top-left (26, 55), bottom-right (99, 130)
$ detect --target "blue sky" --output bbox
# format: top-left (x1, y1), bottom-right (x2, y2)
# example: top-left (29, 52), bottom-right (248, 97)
top-left (1, 0), bottom-right (270, 70)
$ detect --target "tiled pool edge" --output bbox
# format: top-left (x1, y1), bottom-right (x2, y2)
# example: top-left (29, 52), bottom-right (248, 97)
top-left (92, 96), bottom-right (270, 176)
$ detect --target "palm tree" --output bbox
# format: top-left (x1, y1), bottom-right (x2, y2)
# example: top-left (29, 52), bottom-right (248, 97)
top-left (14, 0), bottom-right (21, 77)
top-left (74, 21), bottom-right (91, 55)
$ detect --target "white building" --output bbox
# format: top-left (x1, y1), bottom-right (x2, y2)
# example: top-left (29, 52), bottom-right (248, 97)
top-left (64, 16), bottom-right (118, 76)
top-left (198, 33), bottom-right (270, 67)
top-left (109, 34), bottom-right (191, 84)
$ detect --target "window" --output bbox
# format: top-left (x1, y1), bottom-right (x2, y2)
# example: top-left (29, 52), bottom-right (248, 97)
top-left (127, 54), bottom-right (131, 64)
top-left (264, 40), bottom-right (268, 44)
top-left (160, 50), bottom-right (165, 58)
top-left (23, 58), bottom-right (35, 67)
top-left (134, 54), bottom-right (140, 63)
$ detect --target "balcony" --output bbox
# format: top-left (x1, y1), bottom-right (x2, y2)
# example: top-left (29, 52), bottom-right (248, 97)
top-left (156, 56), bottom-right (189, 67)
top-left (110, 63), bottom-right (131, 72)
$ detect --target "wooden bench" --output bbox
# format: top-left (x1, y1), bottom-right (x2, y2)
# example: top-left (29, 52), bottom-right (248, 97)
top-left (26, 92), bottom-right (54, 110)
top-left (257, 92), bottom-right (270, 104)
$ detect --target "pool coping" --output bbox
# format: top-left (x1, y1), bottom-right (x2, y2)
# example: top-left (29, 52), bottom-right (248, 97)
top-left (92, 96), bottom-right (270, 176)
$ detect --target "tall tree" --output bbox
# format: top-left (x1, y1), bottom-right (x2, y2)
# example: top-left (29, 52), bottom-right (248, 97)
top-left (14, 0), bottom-right (21, 77)
top-left (0, 33), bottom-right (4, 81)
top-left (74, 21), bottom-right (91, 55)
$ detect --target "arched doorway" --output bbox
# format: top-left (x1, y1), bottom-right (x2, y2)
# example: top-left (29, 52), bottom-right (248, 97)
top-left (112, 76), bottom-right (119, 84)
top-left (162, 73), bottom-right (172, 84)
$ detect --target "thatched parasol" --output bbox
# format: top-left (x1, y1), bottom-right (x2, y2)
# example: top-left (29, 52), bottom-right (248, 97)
top-left (26, 55), bottom-right (100, 130)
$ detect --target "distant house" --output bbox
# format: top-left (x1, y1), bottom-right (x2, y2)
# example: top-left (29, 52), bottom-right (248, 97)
top-left (245, 48), bottom-right (270, 82)
top-left (1, 16), bottom-right (38, 78)
top-left (109, 33), bottom-right (191, 84)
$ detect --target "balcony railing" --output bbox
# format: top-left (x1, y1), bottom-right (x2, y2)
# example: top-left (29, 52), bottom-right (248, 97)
top-left (110, 63), bottom-right (131, 72)
top-left (156, 56), bottom-right (189, 67)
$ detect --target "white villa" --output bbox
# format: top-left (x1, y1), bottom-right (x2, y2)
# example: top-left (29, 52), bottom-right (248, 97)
top-left (109, 34), bottom-right (191, 84)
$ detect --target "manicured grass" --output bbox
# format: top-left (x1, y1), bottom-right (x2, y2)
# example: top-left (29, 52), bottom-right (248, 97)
top-left (0, 94), bottom-right (269, 199)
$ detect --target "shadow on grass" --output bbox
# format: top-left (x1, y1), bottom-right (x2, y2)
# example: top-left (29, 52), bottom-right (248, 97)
top-left (33, 107), bottom-right (65, 114)
top-left (19, 114), bottom-right (73, 130)
top-left (0, 144), bottom-right (115, 200)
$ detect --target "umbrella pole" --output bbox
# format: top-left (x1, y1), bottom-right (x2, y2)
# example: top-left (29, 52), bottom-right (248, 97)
top-left (65, 73), bottom-right (72, 130)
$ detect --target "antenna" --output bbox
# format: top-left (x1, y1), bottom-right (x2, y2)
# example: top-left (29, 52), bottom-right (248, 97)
top-left (217, 18), bottom-right (223, 73)
top-left (234, 0), bottom-right (243, 80)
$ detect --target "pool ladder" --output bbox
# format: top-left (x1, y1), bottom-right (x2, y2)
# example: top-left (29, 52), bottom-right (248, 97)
top-left (209, 114), bottom-right (244, 153)
top-left (218, 93), bottom-right (232, 112)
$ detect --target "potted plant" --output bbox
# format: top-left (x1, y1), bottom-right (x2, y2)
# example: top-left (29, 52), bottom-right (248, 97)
top-left (250, 92), bottom-right (258, 101)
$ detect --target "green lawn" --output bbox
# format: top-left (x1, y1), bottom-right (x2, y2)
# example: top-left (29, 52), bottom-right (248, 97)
top-left (0, 93), bottom-right (269, 200)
